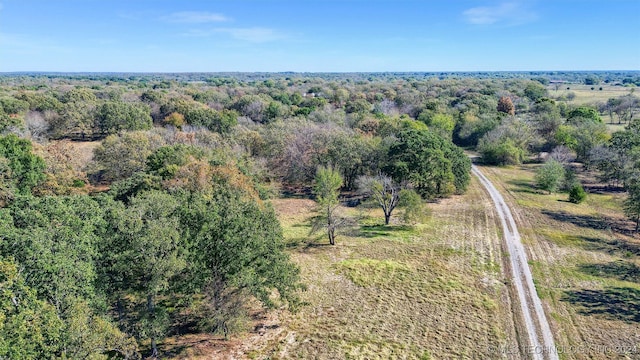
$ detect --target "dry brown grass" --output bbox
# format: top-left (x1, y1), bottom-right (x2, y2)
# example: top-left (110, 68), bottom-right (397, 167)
top-left (480, 165), bottom-right (640, 360)
top-left (548, 84), bottom-right (635, 105)
top-left (161, 165), bottom-right (640, 359)
top-left (247, 178), bottom-right (521, 359)
top-left (60, 139), bottom-right (101, 166)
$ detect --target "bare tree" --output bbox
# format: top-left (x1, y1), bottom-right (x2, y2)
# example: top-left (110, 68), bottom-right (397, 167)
top-left (549, 145), bottom-right (575, 165)
top-left (614, 95), bottom-right (639, 124)
top-left (24, 111), bottom-right (50, 141)
top-left (357, 174), bottom-right (400, 225)
top-left (374, 99), bottom-right (399, 116)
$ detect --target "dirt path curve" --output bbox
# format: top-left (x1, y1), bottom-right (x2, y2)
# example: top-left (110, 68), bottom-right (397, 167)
top-left (472, 165), bottom-right (558, 360)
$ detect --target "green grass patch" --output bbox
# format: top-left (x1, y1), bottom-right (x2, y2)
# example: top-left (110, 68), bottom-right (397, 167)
top-left (335, 258), bottom-right (412, 287)
top-left (540, 229), bottom-right (587, 247)
top-left (357, 224), bottom-right (418, 242)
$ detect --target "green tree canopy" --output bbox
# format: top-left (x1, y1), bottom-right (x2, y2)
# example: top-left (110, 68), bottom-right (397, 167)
top-left (0, 134), bottom-right (45, 197)
top-left (524, 82), bottom-right (547, 102)
top-left (0, 258), bottom-right (64, 359)
top-left (568, 106), bottom-right (602, 123)
top-left (386, 126), bottom-right (470, 198)
top-left (0, 195), bottom-right (105, 313)
top-left (185, 107), bottom-right (237, 133)
top-left (93, 131), bottom-right (163, 182)
top-left (96, 101), bottom-right (152, 136)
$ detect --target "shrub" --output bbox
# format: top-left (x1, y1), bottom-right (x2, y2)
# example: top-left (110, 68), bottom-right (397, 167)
top-left (479, 139), bottom-right (526, 165)
top-left (535, 159), bottom-right (565, 193)
top-left (398, 189), bottom-right (429, 224)
top-left (568, 184), bottom-right (587, 203)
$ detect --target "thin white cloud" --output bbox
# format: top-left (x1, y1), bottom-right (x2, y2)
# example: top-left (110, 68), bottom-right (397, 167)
top-left (216, 27), bottom-right (285, 43)
top-left (463, 2), bottom-right (537, 26)
top-left (183, 27), bottom-right (287, 43)
top-left (163, 11), bottom-right (230, 23)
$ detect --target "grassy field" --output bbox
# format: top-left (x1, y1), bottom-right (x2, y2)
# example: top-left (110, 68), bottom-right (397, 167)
top-left (153, 163), bottom-right (639, 359)
top-left (230, 178), bottom-right (529, 360)
top-left (547, 84), bottom-right (635, 106)
top-left (480, 165), bottom-right (640, 360)
top-left (546, 84), bottom-right (636, 130)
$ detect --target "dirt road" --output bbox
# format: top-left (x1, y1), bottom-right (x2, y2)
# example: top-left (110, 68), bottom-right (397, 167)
top-left (472, 165), bottom-right (559, 360)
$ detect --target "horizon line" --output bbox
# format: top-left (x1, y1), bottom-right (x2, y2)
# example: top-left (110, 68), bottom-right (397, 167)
top-left (1, 70), bottom-right (639, 75)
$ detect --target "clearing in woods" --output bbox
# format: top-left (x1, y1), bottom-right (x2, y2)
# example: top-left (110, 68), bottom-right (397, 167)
top-left (548, 84), bottom-right (634, 105)
top-left (239, 176), bottom-right (524, 359)
top-left (55, 138), bottom-right (640, 359)
top-left (238, 164), bottom-right (639, 360)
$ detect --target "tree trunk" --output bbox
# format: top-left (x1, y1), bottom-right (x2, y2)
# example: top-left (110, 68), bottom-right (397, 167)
top-left (384, 212), bottom-right (391, 225)
top-left (151, 339), bottom-right (158, 358)
top-left (147, 294), bottom-right (158, 358)
top-left (117, 298), bottom-right (124, 322)
top-left (328, 229), bottom-right (335, 245)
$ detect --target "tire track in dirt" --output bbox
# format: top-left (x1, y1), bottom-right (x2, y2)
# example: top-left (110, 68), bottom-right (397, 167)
top-left (473, 165), bottom-right (559, 360)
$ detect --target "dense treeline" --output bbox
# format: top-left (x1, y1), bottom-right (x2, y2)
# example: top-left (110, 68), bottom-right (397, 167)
top-left (0, 72), bottom-right (639, 358)
top-left (0, 133), bottom-right (302, 358)
top-left (1, 70), bottom-right (638, 85)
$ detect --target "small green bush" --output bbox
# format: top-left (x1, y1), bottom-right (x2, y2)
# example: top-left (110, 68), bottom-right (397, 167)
top-left (568, 184), bottom-right (587, 204)
top-left (535, 159), bottom-right (565, 193)
top-left (398, 189), bottom-right (430, 224)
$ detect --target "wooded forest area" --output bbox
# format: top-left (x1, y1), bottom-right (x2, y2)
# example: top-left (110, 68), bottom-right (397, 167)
top-left (0, 71), bottom-right (639, 359)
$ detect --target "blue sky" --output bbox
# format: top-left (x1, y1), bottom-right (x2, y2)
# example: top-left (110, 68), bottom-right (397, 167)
top-left (0, 0), bottom-right (638, 72)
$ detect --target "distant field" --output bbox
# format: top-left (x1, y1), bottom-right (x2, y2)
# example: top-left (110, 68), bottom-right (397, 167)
top-left (481, 165), bottom-right (640, 360)
top-left (548, 84), bottom-right (636, 105)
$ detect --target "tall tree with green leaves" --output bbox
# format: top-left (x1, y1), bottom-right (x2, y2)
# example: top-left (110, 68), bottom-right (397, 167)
top-left (386, 126), bottom-right (470, 199)
top-left (110, 190), bottom-right (185, 358)
top-left (0, 258), bottom-right (64, 359)
top-left (178, 189), bottom-right (302, 335)
top-left (92, 131), bottom-right (163, 182)
top-left (96, 101), bottom-right (152, 136)
top-left (0, 134), bottom-right (45, 199)
top-left (0, 195), bottom-right (105, 314)
top-left (312, 166), bottom-right (343, 245)
top-left (524, 81), bottom-right (547, 102)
